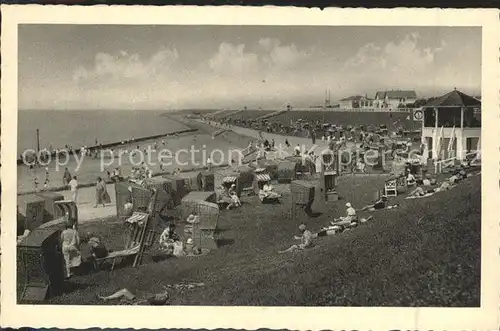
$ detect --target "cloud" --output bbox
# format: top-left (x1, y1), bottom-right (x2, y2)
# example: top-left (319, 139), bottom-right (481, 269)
top-left (21, 31), bottom-right (479, 111)
top-left (73, 47), bottom-right (179, 84)
top-left (208, 42), bottom-right (259, 75)
top-left (262, 38), bottom-right (310, 69)
top-left (345, 33), bottom-right (447, 73)
top-left (209, 38), bottom-right (311, 76)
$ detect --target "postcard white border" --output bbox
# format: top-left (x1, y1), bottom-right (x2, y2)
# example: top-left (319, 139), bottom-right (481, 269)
top-left (1, 5), bottom-right (500, 330)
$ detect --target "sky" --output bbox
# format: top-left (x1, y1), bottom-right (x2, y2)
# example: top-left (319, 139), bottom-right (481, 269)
top-left (18, 25), bottom-right (481, 110)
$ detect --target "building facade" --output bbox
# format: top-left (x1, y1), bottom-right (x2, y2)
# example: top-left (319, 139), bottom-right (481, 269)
top-left (339, 95), bottom-right (374, 109)
top-left (373, 90), bottom-right (417, 109)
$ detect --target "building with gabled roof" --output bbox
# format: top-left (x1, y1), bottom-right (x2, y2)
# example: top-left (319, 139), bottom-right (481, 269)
top-left (339, 95), bottom-right (373, 109)
top-left (421, 88), bottom-right (481, 162)
top-left (373, 90), bottom-right (417, 109)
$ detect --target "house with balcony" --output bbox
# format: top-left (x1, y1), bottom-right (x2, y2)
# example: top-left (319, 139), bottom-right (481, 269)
top-left (338, 95), bottom-right (374, 109)
top-left (421, 88), bottom-right (481, 161)
top-left (373, 90), bottom-right (417, 109)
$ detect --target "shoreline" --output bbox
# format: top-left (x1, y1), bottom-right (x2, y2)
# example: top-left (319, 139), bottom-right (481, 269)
top-left (17, 116), bottom-right (256, 196)
top-left (17, 128), bottom-right (198, 164)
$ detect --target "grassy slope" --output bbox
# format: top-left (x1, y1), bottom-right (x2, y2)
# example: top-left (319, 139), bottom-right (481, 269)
top-left (45, 175), bottom-right (480, 306)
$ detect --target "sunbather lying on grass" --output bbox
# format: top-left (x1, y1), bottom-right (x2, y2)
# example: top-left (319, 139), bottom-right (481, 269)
top-left (360, 196), bottom-right (399, 212)
top-left (98, 288), bottom-right (169, 305)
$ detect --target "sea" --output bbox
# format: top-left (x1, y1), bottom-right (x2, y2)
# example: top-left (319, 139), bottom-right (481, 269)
top-left (17, 109), bottom-right (189, 154)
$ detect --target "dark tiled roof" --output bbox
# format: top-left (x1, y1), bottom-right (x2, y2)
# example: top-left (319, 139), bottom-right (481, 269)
top-left (340, 95), bottom-right (372, 101)
top-left (375, 90), bottom-right (417, 100)
top-left (423, 89), bottom-right (481, 108)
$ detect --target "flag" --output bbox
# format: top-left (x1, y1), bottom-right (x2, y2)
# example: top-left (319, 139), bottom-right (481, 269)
top-left (476, 135), bottom-right (481, 160)
top-left (432, 127), bottom-right (438, 160)
top-left (447, 126), bottom-right (456, 158)
top-left (435, 126), bottom-right (444, 160)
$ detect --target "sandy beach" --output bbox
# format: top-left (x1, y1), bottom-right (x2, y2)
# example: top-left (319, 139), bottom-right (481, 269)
top-left (17, 117), bottom-right (254, 194)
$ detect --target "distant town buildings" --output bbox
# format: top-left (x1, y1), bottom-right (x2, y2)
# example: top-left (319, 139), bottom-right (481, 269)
top-left (339, 95), bottom-right (374, 109)
top-left (338, 90), bottom-right (418, 110)
top-left (373, 90), bottom-right (417, 108)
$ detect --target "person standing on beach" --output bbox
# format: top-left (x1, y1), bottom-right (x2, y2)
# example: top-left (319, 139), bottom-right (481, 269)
top-left (95, 177), bottom-right (110, 208)
top-left (44, 167), bottom-right (50, 189)
top-left (63, 167), bottom-right (72, 186)
top-left (69, 176), bottom-right (78, 203)
top-left (206, 157), bottom-right (212, 172)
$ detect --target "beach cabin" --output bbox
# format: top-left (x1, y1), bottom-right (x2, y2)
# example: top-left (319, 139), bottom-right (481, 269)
top-left (36, 191), bottom-right (64, 223)
top-left (179, 171), bottom-right (202, 192)
top-left (252, 168), bottom-right (272, 195)
top-left (181, 191), bottom-right (217, 220)
top-left (290, 180), bottom-right (316, 220)
top-left (17, 194), bottom-right (45, 231)
top-left (200, 171), bottom-right (215, 191)
top-left (17, 227), bottom-right (66, 302)
top-left (421, 89), bottom-right (481, 162)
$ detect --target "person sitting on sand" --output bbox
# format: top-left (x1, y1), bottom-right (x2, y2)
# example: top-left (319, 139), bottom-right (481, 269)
top-left (159, 223), bottom-right (182, 256)
top-left (259, 181), bottom-right (282, 202)
top-left (406, 172), bottom-right (416, 186)
top-left (88, 235), bottom-right (109, 259)
top-left (111, 167), bottom-right (123, 182)
top-left (227, 190), bottom-right (242, 210)
top-left (279, 224), bottom-right (314, 253)
top-left (294, 144), bottom-right (301, 156)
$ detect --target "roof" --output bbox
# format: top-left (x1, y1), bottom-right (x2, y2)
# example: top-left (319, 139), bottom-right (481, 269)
top-left (375, 90), bottom-right (417, 100)
top-left (340, 95), bottom-right (371, 101)
top-left (222, 176), bottom-right (238, 183)
top-left (256, 174), bottom-right (271, 182)
top-left (19, 228), bottom-right (60, 247)
top-left (125, 212), bottom-right (148, 225)
top-left (423, 89), bottom-right (481, 108)
top-left (182, 191), bottom-right (216, 202)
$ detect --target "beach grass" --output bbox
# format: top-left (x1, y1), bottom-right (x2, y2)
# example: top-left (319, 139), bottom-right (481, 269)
top-left (35, 174), bottom-right (480, 306)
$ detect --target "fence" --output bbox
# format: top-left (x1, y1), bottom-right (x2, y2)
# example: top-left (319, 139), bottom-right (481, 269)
top-left (290, 107), bottom-right (414, 113)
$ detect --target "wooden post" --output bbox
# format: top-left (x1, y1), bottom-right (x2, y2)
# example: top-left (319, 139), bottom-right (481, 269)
top-left (460, 107), bottom-right (464, 129)
top-left (434, 108), bottom-right (439, 160)
top-left (36, 129), bottom-right (40, 153)
top-left (460, 107), bottom-right (465, 159)
top-left (133, 188), bottom-right (158, 267)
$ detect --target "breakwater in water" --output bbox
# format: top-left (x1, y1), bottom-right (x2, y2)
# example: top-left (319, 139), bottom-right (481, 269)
top-left (17, 128), bottom-right (198, 165)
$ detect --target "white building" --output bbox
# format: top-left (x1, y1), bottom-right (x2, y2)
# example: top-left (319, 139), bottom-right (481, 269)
top-left (338, 95), bottom-right (374, 109)
top-left (373, 90), bottom-right (417, 109)
top-left (421, 89), bottom-right (481, 161)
